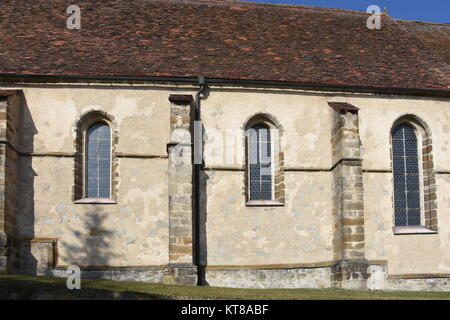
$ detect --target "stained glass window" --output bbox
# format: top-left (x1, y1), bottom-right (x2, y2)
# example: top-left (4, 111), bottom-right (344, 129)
top-left (248, 125), bottom-right (272, 200)
top-left (392, 124), bottom-right (421, 226)
top-left (86, 123), bottom-right (111, 198)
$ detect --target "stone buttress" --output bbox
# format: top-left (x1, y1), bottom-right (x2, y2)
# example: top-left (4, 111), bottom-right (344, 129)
top-left (329, 102), bottom-right (369, 290)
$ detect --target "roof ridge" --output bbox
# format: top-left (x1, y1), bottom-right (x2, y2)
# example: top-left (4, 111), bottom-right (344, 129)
top-left (394, 18), bottom-right (450, 26)
top-left (161, 0), bottom-right (375, 16)
top-left (168, 0), bottom-right (449, 25)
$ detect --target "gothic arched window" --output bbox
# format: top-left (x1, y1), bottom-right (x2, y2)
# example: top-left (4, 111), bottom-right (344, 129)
top-left (244, 113), bottom-right (284, 206)
top-left (86, 122), bottom-right (112, 198)
top-left (392, 123), bottom-right (421, 226)
top-left (391, 116), bottom-right (438, 232)
top-left (248, 124), bottom-right (273, 200)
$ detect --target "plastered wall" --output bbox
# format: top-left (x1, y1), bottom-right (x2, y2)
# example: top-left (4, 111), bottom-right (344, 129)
top-left (201, 89), bottom-right (449, 272)
top-left (6, 84), bottom-right (450, 275)
top-left (15, 87), bottom-right (172, 267)
top-left (201, 90), bottom-right (336, 266)
top-left (353, 95), bottom-right (450, 275)
top-left (204, 170), bottom-right (333, 265)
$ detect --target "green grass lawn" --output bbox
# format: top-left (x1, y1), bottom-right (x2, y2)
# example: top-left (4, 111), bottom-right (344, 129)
top-left (1, 274), bottom-right (449, 300)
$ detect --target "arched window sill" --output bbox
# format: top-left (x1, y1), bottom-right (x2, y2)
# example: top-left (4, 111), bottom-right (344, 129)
top-left (74, 198), bottom-right (117, 205)
top-left (246, 200), bottom-right (284, 207)
top-left (393, 226), bottom-right (437, 235)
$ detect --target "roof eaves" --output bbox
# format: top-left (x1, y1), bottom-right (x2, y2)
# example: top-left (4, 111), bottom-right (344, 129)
top-left (1, 73), bottom-right (449, 97)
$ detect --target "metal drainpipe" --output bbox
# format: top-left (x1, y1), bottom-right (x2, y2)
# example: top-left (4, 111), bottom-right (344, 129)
top-left (194, 76), bottom-right (207, 285)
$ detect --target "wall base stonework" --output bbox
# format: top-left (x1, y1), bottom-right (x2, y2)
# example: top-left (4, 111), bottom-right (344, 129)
top-left (205, 266), bottom-right (332, 289)
top-left (332, 259), bottom-right (369, 290)
top-left (163, 264), bottom-right (197, 286)
top-left (385, 278), bottom-right (450, 292)
top-left (48, 267), bottom-right (166, 283)
top-left (0, 233), bottom-right (18, 274)
top-left (41, 265), bottom-right (198, 286)
top-left (0, 233), bottom-right (7, 274)
top-left (10, 260), bottom-right (450, 292)
top-left (367, 264), bottom-right (450, 292)
top-left (25, 265), bottom-right (198, 286)
top-left (18, 239), bottom-right (56, 275)
top-left (204, 263), bottom-right (449, 291)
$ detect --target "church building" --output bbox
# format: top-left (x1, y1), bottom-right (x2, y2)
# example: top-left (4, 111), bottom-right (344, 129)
top-left (0, 0), bottom-right (449, 291)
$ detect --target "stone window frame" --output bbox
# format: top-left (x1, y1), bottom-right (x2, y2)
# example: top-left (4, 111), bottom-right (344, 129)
top-left (389, 115), bottom-right (438, 234)
top-left (73, 110), bottom-right (119, 204)
top-left (243, 113), bottom-right (285, 207)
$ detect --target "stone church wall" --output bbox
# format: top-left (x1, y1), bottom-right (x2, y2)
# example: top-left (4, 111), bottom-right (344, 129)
top-left (0, 83), bottom-right (448, 290)
top-left (15, 87), bottom-right (172, 268)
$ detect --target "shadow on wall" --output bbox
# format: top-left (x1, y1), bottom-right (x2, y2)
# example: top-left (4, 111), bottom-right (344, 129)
top-left (15, 95), bottom-right (117, 276)
top-left (16, 93), bottom-right (38, 275)
top-left (61, 210), bottom-right (117, 269)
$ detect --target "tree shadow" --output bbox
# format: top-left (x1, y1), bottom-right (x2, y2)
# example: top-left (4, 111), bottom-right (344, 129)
top-left (61, 210), bottom-right (117, 276)
top-left (14, 93), bottom-right (117, 277)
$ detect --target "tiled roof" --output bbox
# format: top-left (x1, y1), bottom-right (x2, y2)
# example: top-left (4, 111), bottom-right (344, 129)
top-left (0, 0), bottom-right (449, 90)
top-left (398, 20), bottom-right (450, 65)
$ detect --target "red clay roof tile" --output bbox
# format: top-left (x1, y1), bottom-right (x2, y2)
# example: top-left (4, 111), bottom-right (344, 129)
top-left (0, 0), bottom-right (449, 90)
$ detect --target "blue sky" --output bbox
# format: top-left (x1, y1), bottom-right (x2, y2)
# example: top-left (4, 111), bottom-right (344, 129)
top-left (247, 0), bottom-right (449, 23)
